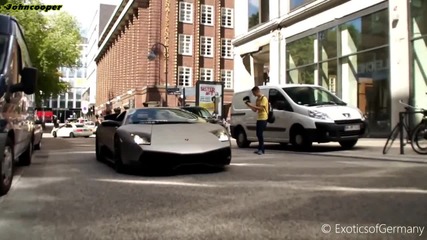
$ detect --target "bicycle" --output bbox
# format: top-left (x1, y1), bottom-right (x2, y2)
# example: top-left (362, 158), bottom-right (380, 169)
top-left (383, 100), bottom-right (427, 154)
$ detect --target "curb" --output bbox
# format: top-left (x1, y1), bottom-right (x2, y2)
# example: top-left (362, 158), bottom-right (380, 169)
top-left (301, 152), bottom-right (427, 164)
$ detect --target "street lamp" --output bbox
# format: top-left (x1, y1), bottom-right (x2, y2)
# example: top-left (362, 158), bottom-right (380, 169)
top-left (147, 42), bottom-right (168, 107)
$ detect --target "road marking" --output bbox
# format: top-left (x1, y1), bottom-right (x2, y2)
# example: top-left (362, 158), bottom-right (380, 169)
top-left (232, 163), bottom-right (273, 166)
top-left (95, 179), bottom-right (216, 187)
top-left (306, 186), bottom-right (427, 194)
top-left (39, 151), bottom-right (95, 156)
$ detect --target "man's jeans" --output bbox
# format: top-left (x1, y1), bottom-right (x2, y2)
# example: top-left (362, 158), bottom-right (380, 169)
top-left (256, 120), bottom-right (268, 152)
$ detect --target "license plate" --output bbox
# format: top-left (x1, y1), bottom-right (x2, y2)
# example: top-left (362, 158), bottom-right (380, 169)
top-left (345, 124), bottom-right (360, 131)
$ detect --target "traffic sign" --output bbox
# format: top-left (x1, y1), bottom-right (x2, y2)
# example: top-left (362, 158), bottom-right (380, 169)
top-left (81, 101), bottom-right (89, 114)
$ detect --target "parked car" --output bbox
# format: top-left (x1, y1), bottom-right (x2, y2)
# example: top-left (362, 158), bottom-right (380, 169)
top-left (230, 85), bottom-right (367, 150)
top-left (0, 14), bottom-right (38, 196)
top-left (96, 108), bottom-right (232, 173)
top-left (51, 123), bottom-right (92, 138)
top-left (84, 121), bottom-right (97, 135)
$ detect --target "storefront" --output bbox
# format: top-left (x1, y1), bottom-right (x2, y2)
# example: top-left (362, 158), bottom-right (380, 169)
top-left (410, 0), bottom-right (427, 110)
top-left (285, 5), bottom-right (390, 137)
top-left (233, 0), bottom-right (416, 138)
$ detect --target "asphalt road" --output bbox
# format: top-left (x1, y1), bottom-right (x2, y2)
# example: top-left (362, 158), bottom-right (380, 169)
top-left (1, 137), bottom-right (427, 240)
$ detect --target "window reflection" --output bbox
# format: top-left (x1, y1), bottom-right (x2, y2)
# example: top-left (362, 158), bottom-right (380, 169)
top-left (411, 0), bottom-right (427, 38)
top-left (287, 64), bottom-right (316, 84)
top-left (286, 34), bottom-right (316, 68)
top-left (340, 10), bottom-right (388, 55)
top-left (290, 0), bottom-right (316, 10)
top-left (320, 60), bottom-right (338, 95)
top-left (248, 0), bottom-right (269, 29)
top-left (318, 27), bottom-right (337, 61)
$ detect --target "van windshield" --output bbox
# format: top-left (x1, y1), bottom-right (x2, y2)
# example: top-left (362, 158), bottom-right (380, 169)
top-left (283, 86), bottom-right (346, 106)
top-left (0, 34), bottom-right (8, 73)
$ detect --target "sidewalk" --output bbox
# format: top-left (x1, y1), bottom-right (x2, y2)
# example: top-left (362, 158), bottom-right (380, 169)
top-left (231, 138), bottom-right (427, 164)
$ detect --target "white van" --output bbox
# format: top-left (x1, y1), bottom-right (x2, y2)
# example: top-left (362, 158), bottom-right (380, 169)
top-left (230, 85), bottom-right (367, 149)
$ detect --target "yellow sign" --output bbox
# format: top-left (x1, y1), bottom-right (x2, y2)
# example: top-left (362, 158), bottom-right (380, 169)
top-left (199, 102), bottom-right (215, 113)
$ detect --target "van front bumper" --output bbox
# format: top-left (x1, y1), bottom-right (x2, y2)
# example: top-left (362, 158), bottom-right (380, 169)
top-left (309, 120), bottom-right (367, 142)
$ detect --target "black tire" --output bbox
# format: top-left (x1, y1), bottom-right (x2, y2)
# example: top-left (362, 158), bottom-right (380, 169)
top-left (114, 136), bottom-right (126, 173)
top-left (70, 132), bottom-right (75, 138)
top-left (18, 140), bottom-right (33, 166)
top-left (383, 124), bottom-right (400, 154)
top-left (236, 129), bottom-right (250, 148)
top-left (291, 128), bottom-right (312, 150)
top-left (0, 137), bottom-right (14, 196)
top-left (34, 141), bottom-right (41, 150)
top-left (280, 143), bottom-right (288, 148)
top-left (339, 139), bottom-right (358, 150)
top-left (52, 132), bottom-right (57, 138)
top-left (411, 123), bottom-right (427, 154)
top-left (84, 136), bottom-right (89, 138)
top-left (95, 137), bottom-right (104, 162)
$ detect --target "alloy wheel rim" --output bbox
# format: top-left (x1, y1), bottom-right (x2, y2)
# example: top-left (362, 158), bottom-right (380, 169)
top-left (2, 146), bottom-right (12, 186)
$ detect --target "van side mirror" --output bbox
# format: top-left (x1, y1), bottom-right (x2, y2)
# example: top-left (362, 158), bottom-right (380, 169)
top-left (10, 67), bottom-right (38, 94)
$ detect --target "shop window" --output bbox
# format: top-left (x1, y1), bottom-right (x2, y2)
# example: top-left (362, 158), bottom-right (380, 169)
top-left (412, 36), bottom-right (427, 115)
top-left (339, 9), bottom-right (388, 56)
top-left (341, 47), bottom-right (390, 136)
top-left (67, 101), bottom-right (73, 108)
top-left (318, 27), bottom-right (337, 61)
top-left (286, 64), bottom-right (316, 85)
top-left (286, 34), bottom-right (316, 68)
top-left (411, 0), bottom-right (427, 38)
top-left (290, 0), bottom-right (315, 11)
top-left (248, 0), bottom-right (269, 29)
top-left (51, 100), bottom-right (57, 108)
top-left (76, 101), bottom-right (81, 108)
top-left (320, 60), bottom-right (338, 96)
top-left (60, 101), bottom-right (65, 108)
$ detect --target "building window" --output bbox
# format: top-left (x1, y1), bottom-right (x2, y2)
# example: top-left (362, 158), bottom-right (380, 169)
top-left (179, 2), bottom-right (193, 23)
top-left (178, 34), bottom-right (193, 55)
top-left (248, 0), bottom-right (269, 29)
top-left (67, 92), bottom-right (74, 100)
top-left (200, 68), bottom-right (213, 81)
top-left (221, 8), bottom-right (233, 28)
top-left (200, 36), bottom-right (214, 57)
top-left (290, 0), bottom-right (316, 11)
top-left (178, 66), bottom-right (192, 86)
top-left (221, 70), bottom-right (233, 89)
top-left (201, 4), bottom-right (214, 25)
top-left (221, 39), bottom-right (233, 58)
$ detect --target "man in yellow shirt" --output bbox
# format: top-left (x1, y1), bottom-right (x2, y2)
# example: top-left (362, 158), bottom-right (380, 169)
top-left (245, 86), bottom-right (268, 155)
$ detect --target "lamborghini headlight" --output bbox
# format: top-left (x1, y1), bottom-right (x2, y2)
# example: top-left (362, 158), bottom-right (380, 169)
top-left (131, 134), bottom-right (151, 145)
top-left (212, 130), bottom-right (229, 142)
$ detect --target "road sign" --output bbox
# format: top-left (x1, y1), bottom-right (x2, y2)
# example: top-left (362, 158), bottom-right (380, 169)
top-left (167, 87), bottom-right (181, 95)
top-left (81, 101), bottom-right (89, 114)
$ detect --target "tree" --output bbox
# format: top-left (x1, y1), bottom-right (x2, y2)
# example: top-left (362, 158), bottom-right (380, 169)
top-left (0, 0), bottom-right (81, 105)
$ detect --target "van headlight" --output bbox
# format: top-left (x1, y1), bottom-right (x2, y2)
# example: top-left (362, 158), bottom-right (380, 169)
top-left (212, 130), bottom-right (229, 142)
top-left (131, 134), bottom-right (151, 145)
top-left (308, 110), bottom-right (329, 120)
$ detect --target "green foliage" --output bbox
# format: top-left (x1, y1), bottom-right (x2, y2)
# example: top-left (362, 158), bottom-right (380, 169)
top-left (0, 0), bottom-right (81, 105)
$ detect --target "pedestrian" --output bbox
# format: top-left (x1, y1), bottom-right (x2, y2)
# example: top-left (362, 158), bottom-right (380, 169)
top-left (244, 86), bottom-right (268, 155)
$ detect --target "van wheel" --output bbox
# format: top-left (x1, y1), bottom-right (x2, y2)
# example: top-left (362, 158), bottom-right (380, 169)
top-left (236, 129), bottom-right (250, 148)
top-left (0, 137), bottom-right (14, 196)
top-left (339, 139), bottom-right (358, 149)
top-left (291, 128), bottom-right (312, 150)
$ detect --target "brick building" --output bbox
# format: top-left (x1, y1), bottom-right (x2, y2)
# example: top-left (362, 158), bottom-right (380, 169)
top-left (95, 0), bottom-right (235, 114)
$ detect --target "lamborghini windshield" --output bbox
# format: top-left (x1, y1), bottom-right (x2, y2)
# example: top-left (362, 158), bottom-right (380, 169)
top-left (0, 35), bottom-right (8, 73)
top-left (283, 86), bottom-right (346, 106)
top-left (125, 108), bottom-right (206, 124)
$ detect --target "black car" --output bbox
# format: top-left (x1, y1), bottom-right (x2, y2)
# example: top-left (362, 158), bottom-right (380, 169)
top-left (0, 15), bottom-right (38, 196)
